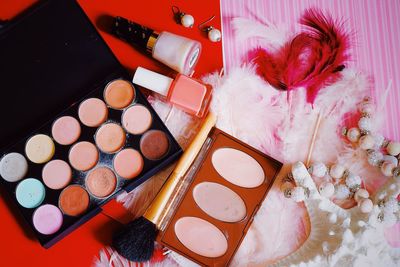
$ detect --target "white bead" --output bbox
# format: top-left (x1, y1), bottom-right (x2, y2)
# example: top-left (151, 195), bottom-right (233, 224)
top-left (381, 162), bottom-right (395, 177)
top-left (382, 212), bottom-right (397, 227)
top-left (359, 198), bottom-right (373, 213)
top-left (208, 28), bottom-right (221, 42)
top-left (359, 101), bottom-right (374, 115)
top-left (359, 135), bottom-right (375, 150)
top-left (319, 182), bottom-right (335, 198)
top-left (383, 198), bottom-right (399, 213)
top-left (358, 117), bottom-right (372, 132)
top-left (383, 155), bottom-right (398, 166)
top-left (354, 189), bottom-right (369, 203)
top-left (335, 184), bottom-right (350, 199)
top-left (291, 186), bottom-right (306, 202)
top-left (330, 164), bottom-right (346, 179)
top-left (367, 150), bottom-right (383, 166)
top-left (372, 133), bottom-right (385, 148)
top-left (345, 173), bottom-right (362, 188)
top-left (181, 14), bottom-right (194, 28)
top-left (346, 127), bottom-right (361, 142)
top-left (328, 213), bottom-right (337, 223)
top-left (310, 162), bottom-right (327, 177)
top-left (387, 141), bottom-right (400, 156)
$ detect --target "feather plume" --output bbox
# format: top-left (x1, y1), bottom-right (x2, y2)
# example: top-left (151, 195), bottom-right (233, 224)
top-left (232, 17), bottom-right (288, 49)
top-left (253, 8), bottom-right (350, 103)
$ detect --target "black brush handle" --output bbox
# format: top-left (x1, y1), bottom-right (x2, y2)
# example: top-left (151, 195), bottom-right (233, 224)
top-left (111, 16), bottom-right (154, 51)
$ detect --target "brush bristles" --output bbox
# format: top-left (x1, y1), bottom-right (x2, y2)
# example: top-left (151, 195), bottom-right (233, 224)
top-left (112, 216), bottom-right (157, 262)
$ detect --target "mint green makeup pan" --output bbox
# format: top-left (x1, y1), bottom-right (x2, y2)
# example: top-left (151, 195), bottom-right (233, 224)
top-left (16, 178), bottom-right (45, 208)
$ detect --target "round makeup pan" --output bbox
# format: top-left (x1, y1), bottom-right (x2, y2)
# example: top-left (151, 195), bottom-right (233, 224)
top-left (51, 116), bottom-right (81, 145)
top-left (42, 160), bottom-right (72, 190)
top-left (122, 105), bottom-right (152, 135)
top-left (0, 152), bottom-right (28, 182)
top-left (59, 185), bottom-right (90, 216)
top-left (95, 123), bottom-right (126, 153)
top-left (16, 178), bottom-right (46, 209)
top-left (113, 148), bottom-right (144, 179)
top-left (85, 167), bottom-right (117, 198)
top-left (78, 98), bottom-right (108, 127)
top-left (211, 148), bottom-right (265, 188)
top-left (25, 134), bottom-right (55, 164)
top-left (68, 141), bottom-right (99, 171)
top-left (33, 204), bottom-right (63, 235)
top-left (140, 130), bottom-right (170, 160)
top-left (104, 79), bottom-right (135, 109)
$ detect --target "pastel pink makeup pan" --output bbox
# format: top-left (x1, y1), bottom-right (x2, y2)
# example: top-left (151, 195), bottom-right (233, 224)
top-left (42, 160), bottom-right (72, 190)
top-left (113, 148), bottom-right (144, 179)
top-left (78, 98), bottom-right (108, 127)
top-left (33, 204), bottom-right (63, 235)
top-left (51, 116), bottom-right (81, 145)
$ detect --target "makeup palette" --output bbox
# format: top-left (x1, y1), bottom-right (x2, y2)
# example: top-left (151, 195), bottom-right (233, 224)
top-left (0, 0), bottom-right (181, 248)
top-left (157, 128), bottom-right (282, 266)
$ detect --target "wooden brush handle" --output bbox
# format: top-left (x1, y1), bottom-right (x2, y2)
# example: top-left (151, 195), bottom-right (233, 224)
top-left (144, 112), bottom-right (217, 227)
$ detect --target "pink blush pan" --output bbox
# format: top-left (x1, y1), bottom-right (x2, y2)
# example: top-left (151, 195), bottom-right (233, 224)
top-left (33, 204), bottom-right (63, 235)
top-left (42, 160), bottom-right (72, 190)
top-left (51, 116), bottom-right (81, 145)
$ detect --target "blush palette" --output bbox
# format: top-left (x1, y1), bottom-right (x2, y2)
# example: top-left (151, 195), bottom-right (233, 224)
top-left (0, 0), bottom-right (181, 248)
top-left (158, 128), bottom-right (282, 266)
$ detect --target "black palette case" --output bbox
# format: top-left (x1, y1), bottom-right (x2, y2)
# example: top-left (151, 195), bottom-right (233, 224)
top-left (0, 0), bottom-right (182, 248)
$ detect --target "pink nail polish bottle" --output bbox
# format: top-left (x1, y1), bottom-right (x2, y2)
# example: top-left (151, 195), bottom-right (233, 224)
top-left (133, 67), bottom-right (212, 118)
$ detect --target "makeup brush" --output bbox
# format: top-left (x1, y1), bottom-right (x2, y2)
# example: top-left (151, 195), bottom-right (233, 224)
top-left (112, 112), bottom-right (217, 262)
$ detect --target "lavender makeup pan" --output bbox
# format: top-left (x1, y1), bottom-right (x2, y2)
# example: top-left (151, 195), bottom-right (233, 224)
top-left (0, 0), bottom-right (181, 248)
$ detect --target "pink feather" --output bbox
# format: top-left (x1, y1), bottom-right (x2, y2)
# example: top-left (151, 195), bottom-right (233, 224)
top-left (253, 8), bottom-right (350, 103)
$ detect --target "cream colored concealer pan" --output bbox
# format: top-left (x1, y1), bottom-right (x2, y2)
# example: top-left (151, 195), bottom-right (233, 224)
top-left (158, 128), bottom-right (282, 266)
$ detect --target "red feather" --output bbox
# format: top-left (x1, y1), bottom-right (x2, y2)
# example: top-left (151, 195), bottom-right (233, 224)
top-left (253, 8), bottom-right (350, 103)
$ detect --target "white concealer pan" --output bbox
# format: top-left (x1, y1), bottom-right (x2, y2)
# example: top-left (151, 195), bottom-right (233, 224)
top-left (193, 182), bottom-right (246, 222)
top-left (211, 148), bottom-right (265, 188)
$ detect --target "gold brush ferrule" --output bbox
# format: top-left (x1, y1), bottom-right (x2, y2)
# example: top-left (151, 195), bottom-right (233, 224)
top-left (146, 31), bottom-right (159, 53)
top-left (143, 112), bottom-right (217, 228)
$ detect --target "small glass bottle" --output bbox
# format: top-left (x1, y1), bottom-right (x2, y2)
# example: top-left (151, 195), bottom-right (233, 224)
top-left (112, 16), bottom-right (201, 76)
top-left (133, 67), bottom-right (212, 118)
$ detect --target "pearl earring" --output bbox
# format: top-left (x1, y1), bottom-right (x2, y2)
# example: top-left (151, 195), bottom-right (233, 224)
top-left (198, 15), bottom-right (221, 42)
top-left (172, 6), bottom-right (194, 28)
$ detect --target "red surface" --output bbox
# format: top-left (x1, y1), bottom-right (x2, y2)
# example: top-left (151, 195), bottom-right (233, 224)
top-left (0, 0), bottom-right (222, 266)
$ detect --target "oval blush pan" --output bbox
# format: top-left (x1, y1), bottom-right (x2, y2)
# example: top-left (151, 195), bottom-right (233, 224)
top-left (212, 148), bottom-right (265, 188)
top-left (193, 182), bottom-right (246, 222)
top-left (86, 167), bottom-right (116, 198)
top-left (174, 217), bottom-right (228, 258)
top-left (59, 185), bottom-right (90, 216)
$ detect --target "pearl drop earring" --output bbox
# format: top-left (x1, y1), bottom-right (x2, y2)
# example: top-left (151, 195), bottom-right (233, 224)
top-left (198, 15), bottom-right (221, 42)
top-left (172, 6), bottom-right (194, 28)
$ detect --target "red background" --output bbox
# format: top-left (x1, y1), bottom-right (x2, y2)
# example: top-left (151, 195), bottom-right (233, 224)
top-left (0, 1), bottom-right (222, 266)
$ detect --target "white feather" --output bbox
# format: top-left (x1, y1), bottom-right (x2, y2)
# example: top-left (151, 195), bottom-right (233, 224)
top-left (202, 65), bottom-right (285, 160)
top-left (232, 17), bottom-right (289, 49)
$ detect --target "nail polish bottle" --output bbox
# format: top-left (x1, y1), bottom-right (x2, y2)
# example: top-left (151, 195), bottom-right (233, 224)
top-left (133, 67), bottom-right (212, 118)
top-left (112, 16), bottom-right (201, 76)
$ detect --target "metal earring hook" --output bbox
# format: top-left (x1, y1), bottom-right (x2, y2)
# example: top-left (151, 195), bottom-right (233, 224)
top-left (198, 15), bottom-right (216, 31)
